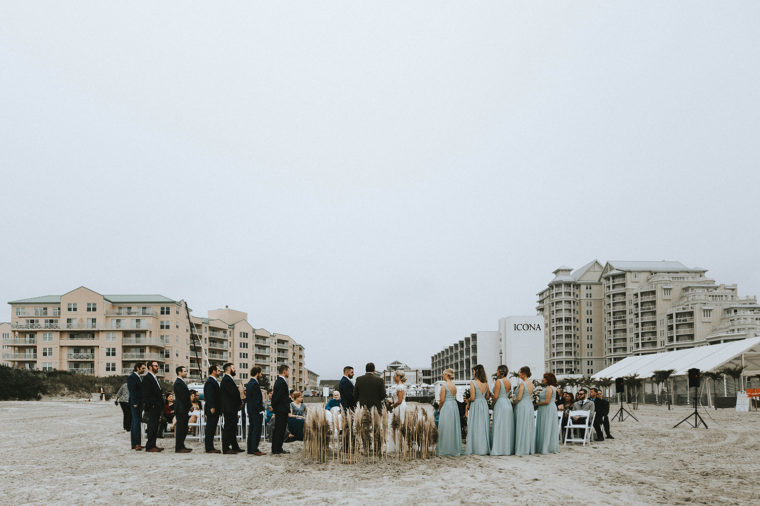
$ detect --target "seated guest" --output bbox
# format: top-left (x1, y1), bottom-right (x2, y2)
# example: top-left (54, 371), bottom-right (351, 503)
top-left (555, 387), bottom-right (565, 409)
top-left (571, 388), bottom-right (595, 426)
top-left (190, 390), bottom-right (201, 411)
top-left (560, 391), bottom-right (575, 438)
top-left (188, 401), bottom-right (201, 435)
top-left (325, 391), bottom-right (342, 410)
top-left (592, 388), bottom-right (613, 440)
top-left (288, 391), bottom-right (307, 441)
top-left (159, 393), bottom-right (175, 438)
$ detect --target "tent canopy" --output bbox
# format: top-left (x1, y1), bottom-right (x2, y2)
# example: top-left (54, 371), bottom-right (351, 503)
top-left (592, 337), bottom-right (760, 380)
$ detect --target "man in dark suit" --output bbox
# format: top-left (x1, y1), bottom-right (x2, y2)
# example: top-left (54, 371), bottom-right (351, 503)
top-left (592, 388), bottom-right (613, 440)
top-left (245, 366), bottom-right (265, 455)
top-left (353, 362), bottom-right (386, 412)
top-left (173, 365), bottom-right (192, 453)
top-left (203, 364), bottom-right (222, 453)
top-left (220, 363), bottom-right (243, 454)
top-left (127, 362), bottom-right (145, 450)
top-left (270, 364), bottom-right (291, 454)
top-left (142, 360), bottom-right (164, 452)
top-left (338, 366), bottom-right (356, 411)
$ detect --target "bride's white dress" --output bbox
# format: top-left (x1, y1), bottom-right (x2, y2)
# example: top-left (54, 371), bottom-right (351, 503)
top-left (387, 383), bottom-right (407, 453)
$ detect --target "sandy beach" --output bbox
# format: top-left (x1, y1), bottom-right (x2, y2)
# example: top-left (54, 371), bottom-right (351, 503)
top-left (0, 400), bottom-right (758, 505)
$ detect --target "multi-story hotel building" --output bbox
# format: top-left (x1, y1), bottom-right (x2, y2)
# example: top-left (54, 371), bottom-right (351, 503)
top-left (536, 261), bottom-right (605, 376)
top-left (4, 286), bottom-right (308, 388)
top-left (538, 261), bottom-right (760, 375)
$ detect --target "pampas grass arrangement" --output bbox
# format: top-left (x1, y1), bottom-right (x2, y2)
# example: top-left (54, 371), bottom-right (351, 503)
top-left (303, 403), bottom-right (438, 464)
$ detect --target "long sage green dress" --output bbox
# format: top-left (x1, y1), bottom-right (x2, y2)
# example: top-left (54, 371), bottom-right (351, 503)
top-left (513, 379), bottom-right (535, 456)
top-left (464, 382), bottom-right (491, 455)
top-left (436, 385), bottom-right (462, 456)
top-left (535, 386), bottom-right (559, 454)
top-left (490, 378), bottom-right (514, 455)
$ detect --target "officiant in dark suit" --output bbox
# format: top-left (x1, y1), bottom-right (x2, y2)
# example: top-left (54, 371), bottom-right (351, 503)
top-left (353, 362), bottom-right (385, 412)
top-left (270, 364), bottom-right (291, 454)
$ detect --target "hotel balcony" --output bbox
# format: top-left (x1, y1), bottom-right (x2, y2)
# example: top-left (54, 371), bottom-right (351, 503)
top-left (255, 338), bottom-right (268, 345)
top-left (208, 352), bottom-right (229, 361)
top-left (122, 337), bottom-right (168, 347)
top-left (3, 353), bottom-right (38, 360)
top-left (108, 321), bottom-right (153, 330)
top-left (208, 340), bottom-right (230, 350)
top-left (13, 321), bottom-right (61, 330)
top-left (105, 309), bottom-right (157, 317)
top-left (122, 352), bottom-right (164, 361)
top-left (3, 337), bottom-right (37, 345)
top-left (209, 331), bottom-right (228, 339)
top-left (16, 309), bottom-right (61, 317)
top-left (68, 353), bottom-right (95, 360)
top-left (68, 367), bottom-right (94, 374)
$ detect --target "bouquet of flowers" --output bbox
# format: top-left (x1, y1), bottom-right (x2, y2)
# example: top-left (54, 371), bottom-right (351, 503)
top-left (532, 385), bottom-right (544, 408)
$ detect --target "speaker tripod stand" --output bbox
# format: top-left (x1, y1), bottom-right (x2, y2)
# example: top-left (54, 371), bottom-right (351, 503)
top-left (673, 387), bottom-right (708, 429)
top-left (612, 392), bottom-right (638, 422)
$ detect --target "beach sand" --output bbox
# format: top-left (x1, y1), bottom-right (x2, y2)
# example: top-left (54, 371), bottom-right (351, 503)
top-left (0, 400), bottom-right (758, 504)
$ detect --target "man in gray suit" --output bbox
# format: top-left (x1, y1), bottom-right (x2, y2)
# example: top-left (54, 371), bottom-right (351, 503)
top-left (571, 388), bottom-right (595, 425)
top-left (353, 362), bottom-right (386, 412)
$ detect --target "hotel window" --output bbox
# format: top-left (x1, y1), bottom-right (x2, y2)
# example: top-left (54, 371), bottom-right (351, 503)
top-left (106, 363), bottom-right (116, 372)
top-left (160, 306), bottom-right (171, 315)
top-left (42, 333), bottom-right (53, 342)
top-left (240, 331), bottom-right (249, 339)
top-left (163, 364), bottom-right (170, 373)
top-left (164, 350), bottom-right (171, 359)
top-left (240, 342), bottom-right (248, 349)
top-left (68, 303), bottom-right (77, 312)
top-left (42, 347), bottom-right (53, 357)
top-left (105, 332), bottom-right (117, 342)
top-left (86, 318), bottom-right (97, 329)
top-left (106, 347), bottom-right (116, 357)
top-left (663, 287), bottom-right (672, 297)
top-left (702, 309), bottom-right (712, 319)
top-left (240, 363), bottom-right (248, 369)
top-left (160, 321), bottom-right (170, 330)
top-left (240, 372), bottom-right (248, 379)
top-left (43, 362), bottom-right (53, 371)
top-left (240, 352), bottom-right (248, 359)
top-left (86, 303), bottom-right (97, 312)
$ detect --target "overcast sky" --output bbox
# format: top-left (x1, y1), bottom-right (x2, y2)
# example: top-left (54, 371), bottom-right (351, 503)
top-left (2, 1), bottom-right (759, 378)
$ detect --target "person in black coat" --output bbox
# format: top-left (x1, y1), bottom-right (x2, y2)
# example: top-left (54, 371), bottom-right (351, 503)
top-left (270, 364), bottom-right (291, 454)
top-left (220, 363), bottom-right (243, 454)
top-left (592, 388), bottom-right (613, 440)
top-left (203, 365), bottom-right (222, 453)
top-left (142, 360), bottom-right (164, 452)
top-left (338, 366), bottom-right (356, 411)
top-left (127, 363), bottom-right (146, 450)
top-left (245, 366), bottom-right (265, 455)
top-left (353, 362), bottom-right (386, 412)
top-left (173, 366), bottom-right (192, 453)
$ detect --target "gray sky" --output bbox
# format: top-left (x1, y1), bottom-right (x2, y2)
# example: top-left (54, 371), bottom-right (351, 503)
top-left (2, 1), bottom-right (759, 378)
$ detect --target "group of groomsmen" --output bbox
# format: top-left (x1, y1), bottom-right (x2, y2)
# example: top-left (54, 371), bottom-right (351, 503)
top-left (126, 360), bottom-right (293, 455)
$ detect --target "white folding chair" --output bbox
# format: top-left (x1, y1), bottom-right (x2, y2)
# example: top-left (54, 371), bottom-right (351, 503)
top-left (564, 410), bottom-right (595, 446)
top-left (187, 411), bottom-right (203, 442)
top-left (557, 411), bottom-right (563, 442)
top-left (237, 410), bottom-right (244, 440)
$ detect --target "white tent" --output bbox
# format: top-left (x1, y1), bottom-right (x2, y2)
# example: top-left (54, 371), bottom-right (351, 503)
top-left (592, 337), bottom-right (760, 380)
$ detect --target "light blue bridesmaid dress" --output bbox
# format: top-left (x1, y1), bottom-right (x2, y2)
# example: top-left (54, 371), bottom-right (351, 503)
top-left (464, 382), bottom-right (491, 455)
top-left (436, 385), bottom-right (462, 456)
top-left (490, 378), bottom-right (514, 455)
top-left (513, 379), bottom-right (535, 456)
top-left (535, 386), bottom-right (559, 454)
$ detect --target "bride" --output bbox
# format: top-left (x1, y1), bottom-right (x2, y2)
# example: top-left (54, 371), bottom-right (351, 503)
top-left (390, 370), bottom-right (407, 422)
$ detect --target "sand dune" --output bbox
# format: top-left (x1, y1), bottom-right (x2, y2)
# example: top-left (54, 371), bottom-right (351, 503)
top-left (0, 400), bottom-right (757, 504)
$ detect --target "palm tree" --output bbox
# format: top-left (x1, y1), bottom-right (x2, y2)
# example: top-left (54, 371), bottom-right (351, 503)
top-left (702, 371), bottom-right (722, 409)
top-left (595, 377), bottom-right (614, 398)
top-left (623, 374), bottom-right (642, 408)
top-left (652, 370), bottom-right (674, 409)
top-left (719, 365), bottom-right (746, 395)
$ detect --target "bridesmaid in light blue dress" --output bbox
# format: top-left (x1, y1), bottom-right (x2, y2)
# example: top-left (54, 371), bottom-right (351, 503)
top-left (490, 365), bottom-right (514, 455)
top-left (464, 364), bottom-right (491, 455)
top-left (436, 368), bottom-right (462, 456)
top-left (535, 372), bottom-right (560, 454)
top-left (512, 366), bottom-right (535, 456)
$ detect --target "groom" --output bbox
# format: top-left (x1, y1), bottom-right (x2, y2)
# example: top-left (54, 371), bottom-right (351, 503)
top-left (353, 362), bottom-right (386, 411)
